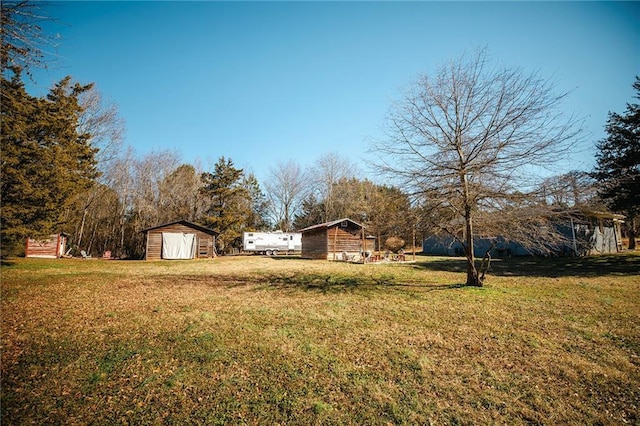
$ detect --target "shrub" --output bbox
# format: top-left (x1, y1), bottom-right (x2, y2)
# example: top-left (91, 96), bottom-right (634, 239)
top-left (384, 236), bottom-right (405, 253)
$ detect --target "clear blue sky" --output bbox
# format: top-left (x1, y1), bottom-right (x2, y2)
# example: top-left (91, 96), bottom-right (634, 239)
top-left (32, 1), bottom-right (639, 182)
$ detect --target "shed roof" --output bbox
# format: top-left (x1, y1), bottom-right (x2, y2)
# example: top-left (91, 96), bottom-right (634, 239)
top-left (142, 220), bottom-right (219, 235)
top-left (579, 210), bottom-right (625, 221)
top-left (299, 218), bottom-right (364, 233)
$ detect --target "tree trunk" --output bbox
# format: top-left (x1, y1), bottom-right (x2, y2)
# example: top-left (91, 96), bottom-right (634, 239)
top-left (464, 209), bottom-right (481, 287)
top-left (77, 208), bottom-right (88, 249)
top-left (629, 217), bottom-right (637, 250)
top-left (460, 163), bottom-right (481, 287)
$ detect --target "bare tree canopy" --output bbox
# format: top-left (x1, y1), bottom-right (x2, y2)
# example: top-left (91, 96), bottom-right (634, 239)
top-left (1, 1), bottom-right (60, 76)
top-left (310, 152), bottom-right (359, 222)
top-left (77, 86), bottom-right (126, 170)
top-left (264, 159), bottom-right (309, 231)
top-left (371, 48), bottom-right (584, 286)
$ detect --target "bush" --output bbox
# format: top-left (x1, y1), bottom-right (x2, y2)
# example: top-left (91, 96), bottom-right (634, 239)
top-left (384, 236), bottom-right (405, 253)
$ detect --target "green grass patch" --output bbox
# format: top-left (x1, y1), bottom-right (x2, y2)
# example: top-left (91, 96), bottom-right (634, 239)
top-left (2, 253), bottom-right (639, 424)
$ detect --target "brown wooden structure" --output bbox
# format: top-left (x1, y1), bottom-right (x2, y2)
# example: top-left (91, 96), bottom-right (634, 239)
top-left (300, 218), bottom-right (373, 260)
top-left (25, 233), bottom-right (68, 258)
top-left (142, 221), bottom-right (217, 260)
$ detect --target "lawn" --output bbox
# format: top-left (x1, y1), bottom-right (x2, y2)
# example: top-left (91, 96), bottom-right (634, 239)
top-left (2, 254), bottom-right (639, 425)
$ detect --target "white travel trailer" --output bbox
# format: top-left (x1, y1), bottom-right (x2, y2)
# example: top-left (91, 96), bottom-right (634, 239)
top-left (243, 231), bottom-right (302, 255)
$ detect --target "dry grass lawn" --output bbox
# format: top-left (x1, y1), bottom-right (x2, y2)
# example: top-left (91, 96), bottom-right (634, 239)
top-left (2, 253), bottom-right (639, 424)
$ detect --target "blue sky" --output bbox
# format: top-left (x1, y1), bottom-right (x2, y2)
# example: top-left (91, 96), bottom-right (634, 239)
top-left (32, 1), bottom-right (639, 182)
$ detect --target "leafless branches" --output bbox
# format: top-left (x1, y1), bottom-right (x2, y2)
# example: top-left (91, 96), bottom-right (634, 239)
top-left (371, 48), bottom-right (585, 285)
top-left (1, 1), bottom-right (61, 76)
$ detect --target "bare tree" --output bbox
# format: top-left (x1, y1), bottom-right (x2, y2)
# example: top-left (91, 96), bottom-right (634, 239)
top-left (66, 86), bottom-right (126, 251)
top-left (98, 149), bottom-right (180, 258)
top-left (311, 152), bottom-right (358, 222)
top-left (1, 0), bottom-right (60, 76)
top-left (132, 150), bottom-right (181, 229)
top-left (77, 85), bottom-right (126, 171)
top-left (158, 164), bottom-right (206, 223)
top-left (371, 49), bottom-right (583, 286)
top-left (539, 171), bottom-right (600, 209)
top-left (264, 159), bottom-right (309, 231)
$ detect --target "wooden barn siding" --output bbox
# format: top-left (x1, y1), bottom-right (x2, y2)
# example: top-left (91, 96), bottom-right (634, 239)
top-left (301, 229), bottom-right (328, 259)
top-left (302, 224), bottom-right (365, 260)
top-left (327, 226), bottom-right (363, 260)
top-left (26, 235), bottom-right (64, 258)
top-left (145, 223), bottom-right (214, 260)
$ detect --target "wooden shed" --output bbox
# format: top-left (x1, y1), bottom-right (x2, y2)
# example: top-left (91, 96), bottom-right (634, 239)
top-left (300, 218), bottom-right (373, 260)
top-left (142, 221), bottom-right (218, 260)
top-left (25, 233), bottom-right (68, 258)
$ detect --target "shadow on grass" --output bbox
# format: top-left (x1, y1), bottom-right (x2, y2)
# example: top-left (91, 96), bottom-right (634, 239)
top-left (254, 273), bottom-right (467, 294)
top-left (149, 270), bottom-right (465, 294)
top-left (415, 253), bottom-right (640, 278)
top-left (147, 254), bottom-right (638, 295)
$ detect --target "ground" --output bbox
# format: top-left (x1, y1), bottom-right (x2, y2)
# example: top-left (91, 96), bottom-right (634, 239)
top-left (1, 254), bottom-right (639, 424)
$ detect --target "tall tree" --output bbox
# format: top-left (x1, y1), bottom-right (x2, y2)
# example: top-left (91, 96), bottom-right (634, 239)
top-left (131, 150), bottom-right (181, 230)
top-left (61, 86), bottom-right (126, 253)
top-left (264, 159), bottom-right (309, 231)
top-left (593, 77), bottom-right (640, 249)
top-left (104, 147), bottom-right (135, 258)
top-left (201, 157), bottom-right (249, 252)
top-left (64, 183), bottom-right (121, 256)
top-left (311, 152), bottom-right (358, 222)
top-left (293, 193), bottom-right (325, 230)
top-left (243, 173), bottom-right (270, 231)
top-left (371, 49), bottom-right (583, 286)
top-left (158, 164), bottom-right (205, 224)
top-left (1, 74), bottom-right (99, 254)
top-left (77, 85), bottom-right (125, 170)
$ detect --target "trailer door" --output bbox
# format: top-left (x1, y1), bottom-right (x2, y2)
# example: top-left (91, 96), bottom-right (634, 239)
top-left (244, 235), bottom-right (256, 251)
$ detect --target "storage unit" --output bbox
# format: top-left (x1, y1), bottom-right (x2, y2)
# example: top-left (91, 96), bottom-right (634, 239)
top-left (142, 221), bottom-right (218, 260)
top-left (300, 218), bottom-right (372, 260)
top-left (25, 233), bottom-right (68, 258)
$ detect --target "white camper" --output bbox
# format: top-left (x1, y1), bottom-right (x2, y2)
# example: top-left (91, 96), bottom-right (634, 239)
top-left (243, 231), bottom-right (302, 255)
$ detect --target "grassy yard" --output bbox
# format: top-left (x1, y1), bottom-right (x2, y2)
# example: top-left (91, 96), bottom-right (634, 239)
top-left (1, 254), bottom-right (639, 425)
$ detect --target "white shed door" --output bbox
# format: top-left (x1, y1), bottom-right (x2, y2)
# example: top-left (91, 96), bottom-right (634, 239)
top-left (162, 232), bottom-right (196, 259)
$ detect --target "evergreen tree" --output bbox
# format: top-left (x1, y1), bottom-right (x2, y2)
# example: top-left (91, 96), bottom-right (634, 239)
top-left (593, 77), bottom-right (640, 249)
top-left (293, 194), bottom-right (324, 230)
top-left (243, 173), bottom-right (270, 231)
top-left (200, 157), bottom-right (249, 253)
top-left (1, 72), bottom-right (98, 254)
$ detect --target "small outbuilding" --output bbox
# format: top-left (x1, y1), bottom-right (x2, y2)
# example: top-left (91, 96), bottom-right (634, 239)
top-left (422, 210), bottom-right (625, 257)
top-left (25, 233), bottom-right (69, 258)
top-left (142, 220), bottom-right (218, 260)
top-left (300, 218), bottom-right (372, 260)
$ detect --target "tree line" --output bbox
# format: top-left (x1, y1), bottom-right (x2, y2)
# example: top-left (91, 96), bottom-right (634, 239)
top-left (2, 2), bottom-right (637, 286)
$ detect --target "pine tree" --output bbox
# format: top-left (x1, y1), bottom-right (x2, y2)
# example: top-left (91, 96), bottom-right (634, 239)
top-left (243, 173), bottom-right (270, 231)
top-left (593, 77), bottom-right (640, 249)
top-left (1, 72), bottom-right (98, 255)
top-left (200, 157), bottom-right (249, 252)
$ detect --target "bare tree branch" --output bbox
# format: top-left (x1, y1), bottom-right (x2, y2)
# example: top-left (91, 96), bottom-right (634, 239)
top-left (370, 48), bottom-right (585, 286)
